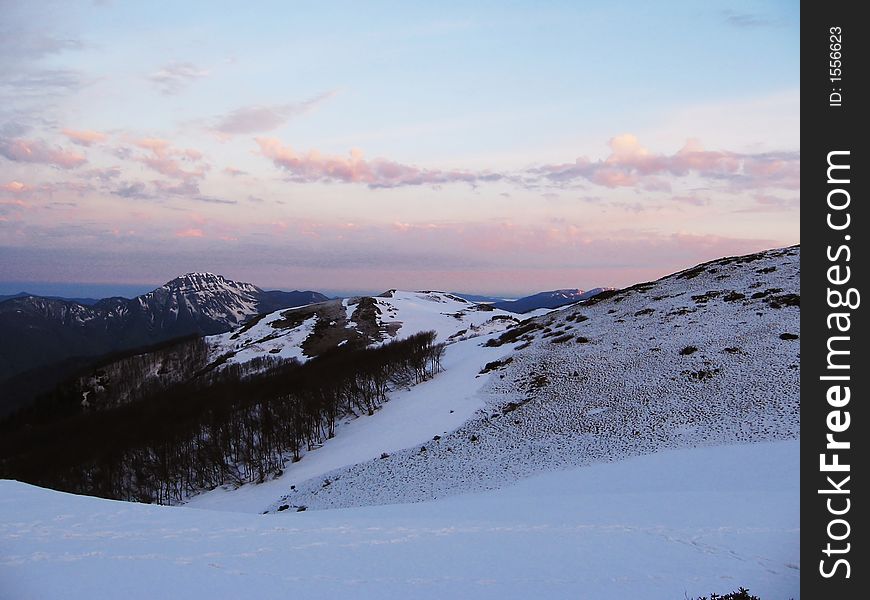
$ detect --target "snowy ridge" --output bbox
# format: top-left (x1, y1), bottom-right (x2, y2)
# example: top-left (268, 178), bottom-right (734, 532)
top-left (264, 246), bottom-right (799, 511)
top-left (206, 290), bottom-right (520, 370)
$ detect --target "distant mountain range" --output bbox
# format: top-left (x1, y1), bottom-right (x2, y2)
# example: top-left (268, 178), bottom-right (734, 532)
top-left (0, 292), bottom-right (101, 305)
top-left (0, 273), bottom-right (326, 415)
top-left (454, 288), bottom-right (611, 313)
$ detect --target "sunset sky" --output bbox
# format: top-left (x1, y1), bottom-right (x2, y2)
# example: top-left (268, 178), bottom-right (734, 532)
top-left (0, 0), bottom-right (799, 297)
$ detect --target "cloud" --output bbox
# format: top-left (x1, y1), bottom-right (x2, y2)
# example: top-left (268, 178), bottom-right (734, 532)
top-left (721, 10), bottom-right (777, 28)
top-left (175, 228), bottom-right (204, 238)
top-left (210, 91), bottom-right (336, 136)
top-left (532, 134), bottom-right (799, 191)
top-left (1, 181), bottom-right (28, 194)
top-left (62, 128), bottom-right (107, 146)
top-left (0, 29), bottom-right (83, 62)
top-left (148, 62), bottom-right (209, 95)
top-left (223, 166), bottom-right (247, 177)
top-left (255, 133), bottom-right (796, 193)
top-left (83, 166), bottom-right (122, 182)
top-left (113, 182), bottom-right (151, 199)
top-left (132, 138), bottom-right (208, 181)
top-left (256, 137), bottom-right (501, 188)
top-left (0, 69), bottom-right (85, 94)
top-left (0, 137), bottom-right (86, 168)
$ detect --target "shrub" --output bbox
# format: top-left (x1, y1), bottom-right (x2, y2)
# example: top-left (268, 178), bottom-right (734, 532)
top-left (690, 587), bottom-right (763, 600)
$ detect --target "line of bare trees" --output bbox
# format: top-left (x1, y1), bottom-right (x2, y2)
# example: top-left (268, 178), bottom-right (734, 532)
top-left (0, 331), bottom-right (443, 504)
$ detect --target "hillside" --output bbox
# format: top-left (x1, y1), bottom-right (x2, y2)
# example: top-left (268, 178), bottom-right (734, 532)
top-left (0, 274), bottom-right (326, 414)
top-left (244, 246), bottom-right (799, 512)
top-left (186, 246), bottom-right (799, 514)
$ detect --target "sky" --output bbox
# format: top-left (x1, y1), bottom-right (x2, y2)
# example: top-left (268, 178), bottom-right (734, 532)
top-left (0, 0), bottom-right (799, 297)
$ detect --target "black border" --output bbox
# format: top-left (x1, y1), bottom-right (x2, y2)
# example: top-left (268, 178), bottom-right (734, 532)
top-left (802, 2), bottom-right (866, 596)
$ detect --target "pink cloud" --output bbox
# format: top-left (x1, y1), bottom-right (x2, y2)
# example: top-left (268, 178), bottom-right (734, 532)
top-left (534, 134), bottom-right (799, 191)
top-left (0, 138), bottom-right (87, 168)
top-left (1, 181), bottom-right (28, 193)
top-left (255, 134), bottom-right (796, 193)
top-left (132, 138), bottom-right (208, 181)
top-left (62, 129), bottom-right (107, 146)
top-left (256, 138), bottom-right (501, 188)
top-left (175, 228), bottom-right (204, 238)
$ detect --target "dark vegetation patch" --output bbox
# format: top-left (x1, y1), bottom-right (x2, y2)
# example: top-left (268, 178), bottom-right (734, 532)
top-left (575, 336), bottom-right (590, 344)
top-left (447, 328), bottom-right (467, 340)
top-left (766, 294), bottom-right (800, 308)
top-left (679, 346), bottom-right (698, 356)
top-left (520, 373), bottom-right (550, 392)
top-left (722, 291), bottom-right (746, 302)
top-left (779, 333), bottom-right (799, 340)
top-left (270, 304), bottom-right (319, 330)
top-left (479, 357), bottom-right (513, 374)
top-left (750, 288), bottom-right (783, 299)
top-left (677, 265), bottom-right (707, 280)
top-left (756, 266), bottom-right (777, 274)
top-left (550, 333), bottom-right (573, 343)
top-left (667, 307), bottom-right (695, 317)
top-left (634, 307), bottom-right (655, 316)
top-left (501, 399), bottom-right (529, 415)
top-left (723, 347), bottom-right (742, 354)
top-left (485, 320), bottom-right (542, 347)
top-left (691, 290), bottom-right (721, 304)
top-left (230, 313), bottom-right (269, 339)
top-left (683, 368), bottom-right (721, 381)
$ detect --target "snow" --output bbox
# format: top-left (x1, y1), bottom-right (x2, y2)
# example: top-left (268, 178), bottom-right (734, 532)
top-left (208, 311), bottom-right (316, 367)
top-left (265, 247), bottom-right (800, 512)
top-left (372, 291), bottom-right (510, 343)
top-left (185, 333), bottom-right (515, 512)
top-left (0, 247), bottom-right (799, 599)
top-left (205, 290), bottom-right (519, 372)
top-left (0, 440), bottom-right (799, 600)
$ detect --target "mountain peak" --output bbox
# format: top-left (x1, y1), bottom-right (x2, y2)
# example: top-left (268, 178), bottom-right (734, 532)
top-left (160, 272), bottom-right (260, 294)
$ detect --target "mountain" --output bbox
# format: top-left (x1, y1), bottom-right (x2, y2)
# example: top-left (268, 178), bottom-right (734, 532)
top-left (270, 245), bottom-right (798, 512)
top-left (451, 292), bottom-right (510, 304)
top-left (491, 287), bottom-right (611, 313)
top-left (0, 291), bottom-right (100, 305)
top-left (44, 290), bottom-right (521, 413)
top-left (0, 273), bottom-right (326, 413)
top-left (0, 246), bottom-right (800, 599)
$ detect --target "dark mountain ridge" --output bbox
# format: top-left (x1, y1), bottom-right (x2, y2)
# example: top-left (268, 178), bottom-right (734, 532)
top-left (0, 273), bottom-right (326, 413)
top-left (492, 288), bottom-right (612, 313)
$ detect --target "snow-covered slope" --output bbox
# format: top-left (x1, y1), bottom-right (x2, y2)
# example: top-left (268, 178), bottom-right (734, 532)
top-left (0, 440), bottom-right (799, 600)
top-left (261, 246), bottom-right (800, 511)
top-left (185, 246), bottom-right (799, 516)
top-left (206, 290), bottom-right (520, 369)
top-left (185, 331), bottom-right (516, 511)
